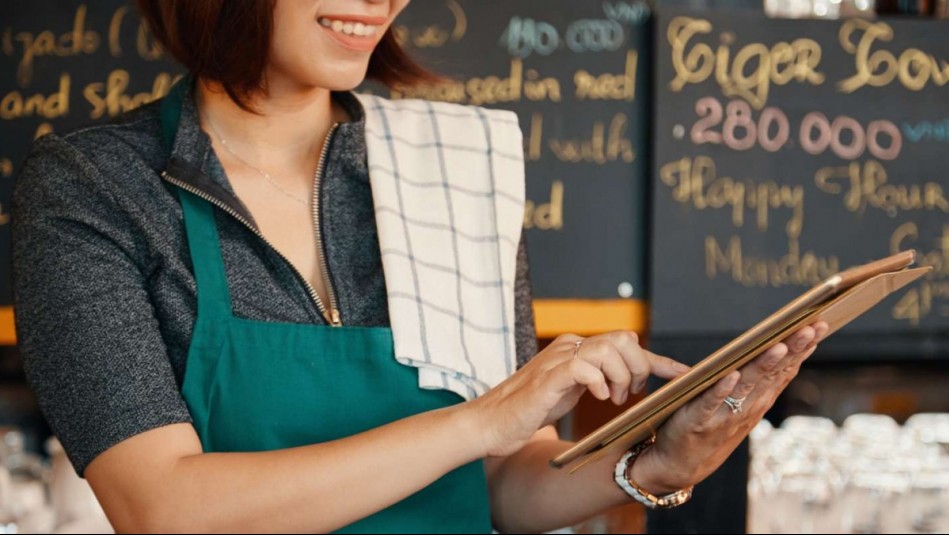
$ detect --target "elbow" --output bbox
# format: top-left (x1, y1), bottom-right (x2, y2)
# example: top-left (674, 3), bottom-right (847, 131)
top-left (108, 501), bottom-right (217, 534)
top-left (111, 513), bottom-right (179, 534)
top-left (114, 516), bottom-right (212, 534)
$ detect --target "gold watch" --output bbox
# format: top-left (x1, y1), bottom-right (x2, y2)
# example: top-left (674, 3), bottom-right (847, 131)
top-left (613, 435), bottom-right (694, 509)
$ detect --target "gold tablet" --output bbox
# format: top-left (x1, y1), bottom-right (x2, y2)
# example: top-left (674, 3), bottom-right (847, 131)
top-left (550, 250), bottom-right (930, 472)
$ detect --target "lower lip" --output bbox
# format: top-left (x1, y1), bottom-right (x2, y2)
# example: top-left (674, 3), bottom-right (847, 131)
top-left (320, 25), bottom-right (378, 52)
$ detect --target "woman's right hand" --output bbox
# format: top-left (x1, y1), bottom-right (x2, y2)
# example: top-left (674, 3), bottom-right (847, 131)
top-left (467, 332), bottom-right (691, 458)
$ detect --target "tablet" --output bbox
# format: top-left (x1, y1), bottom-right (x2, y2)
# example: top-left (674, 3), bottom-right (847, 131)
top-left (550, 250), bottom-right (931, 472)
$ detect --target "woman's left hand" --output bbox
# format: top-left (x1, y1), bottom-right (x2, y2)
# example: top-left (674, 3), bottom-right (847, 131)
top-left (629, 321), bottom-right (830, 495)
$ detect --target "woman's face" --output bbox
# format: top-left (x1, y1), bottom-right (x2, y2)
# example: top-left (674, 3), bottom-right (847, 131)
top-left (268, 0), bottom-right (410, 92)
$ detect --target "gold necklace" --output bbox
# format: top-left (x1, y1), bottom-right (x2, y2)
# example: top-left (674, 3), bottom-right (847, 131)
top-left (205, 117), bottom-right (312, 207)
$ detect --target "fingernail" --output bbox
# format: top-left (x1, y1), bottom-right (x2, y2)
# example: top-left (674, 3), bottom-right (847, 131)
top-left (675, 363), bottom-right (691, 373)
top-left (620, 390), bottom-right (629, 405)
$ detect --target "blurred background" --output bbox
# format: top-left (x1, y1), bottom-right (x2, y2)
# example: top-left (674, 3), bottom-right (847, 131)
top-left (0, 0), bottom-right (947, 533)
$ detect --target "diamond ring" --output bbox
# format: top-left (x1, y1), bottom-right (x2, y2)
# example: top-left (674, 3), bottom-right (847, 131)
top-left (723, 396), bottom-right (746, 414)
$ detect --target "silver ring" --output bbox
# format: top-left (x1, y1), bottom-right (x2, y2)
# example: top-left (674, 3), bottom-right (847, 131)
top-left (573, 339), bottom-right (584, 360)
top-left (723, 396), bottom-right (746, 414)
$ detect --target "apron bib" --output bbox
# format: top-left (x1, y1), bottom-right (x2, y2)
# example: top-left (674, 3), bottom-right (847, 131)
top-left (161, 82), bottom-right (491, 534)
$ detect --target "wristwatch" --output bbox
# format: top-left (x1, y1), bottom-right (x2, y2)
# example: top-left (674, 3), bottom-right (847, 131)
top-left (613, 435), bottom-right (694, 509)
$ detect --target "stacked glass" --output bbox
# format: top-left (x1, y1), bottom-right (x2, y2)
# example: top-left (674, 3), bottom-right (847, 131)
top-left (748, 414), bottom-right (949, 534)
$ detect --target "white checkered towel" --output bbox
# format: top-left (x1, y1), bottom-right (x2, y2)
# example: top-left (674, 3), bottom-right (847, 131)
top-left (357, 94), bottom-right (525, 401)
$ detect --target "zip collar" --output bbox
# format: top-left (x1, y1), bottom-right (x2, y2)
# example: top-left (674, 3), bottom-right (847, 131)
top-left (159, 77), bottom-right (363, 326)
top-left (160, 77), bottom-right (366, 228)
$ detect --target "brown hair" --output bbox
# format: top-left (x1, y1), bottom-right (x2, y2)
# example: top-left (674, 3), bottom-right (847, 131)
top-left (136, 0), bottom-right (436, 110)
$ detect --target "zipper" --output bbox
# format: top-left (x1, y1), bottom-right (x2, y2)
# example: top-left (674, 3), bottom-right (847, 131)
top-left (162, 145), bottom-right (341, 326)
top-left (312, 123), bottom-right (341, 326)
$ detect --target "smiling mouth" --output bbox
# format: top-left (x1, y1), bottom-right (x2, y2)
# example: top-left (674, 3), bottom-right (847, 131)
top-left (317, 17), bottom-right (381, 38)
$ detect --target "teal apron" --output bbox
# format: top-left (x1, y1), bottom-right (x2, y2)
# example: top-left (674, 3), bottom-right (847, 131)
top-left (160, 84), bottom-right (492, 534)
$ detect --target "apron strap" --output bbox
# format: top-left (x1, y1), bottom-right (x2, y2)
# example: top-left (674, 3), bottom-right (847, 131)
top-left (159, 80), bottom-right (185, 154)
top-left (160, 79), bottom-right (236, 320)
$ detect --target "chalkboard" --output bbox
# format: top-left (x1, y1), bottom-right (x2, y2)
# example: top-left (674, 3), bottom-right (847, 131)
top-left (374, 0), bottom-right (653, 300)
top-left (650, 10), bottom-right (949, 350)
top-left (0, 2), bottom-right (181, 306)
top-left (0, 0), bottom-right (652, 316)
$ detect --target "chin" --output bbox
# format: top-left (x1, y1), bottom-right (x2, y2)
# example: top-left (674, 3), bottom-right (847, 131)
top-left (307, 61), bottom-right (372, 92)
top-left (321, 73), bottom-right (369, 92)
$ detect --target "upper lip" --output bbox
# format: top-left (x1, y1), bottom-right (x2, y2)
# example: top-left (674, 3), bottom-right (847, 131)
top-left (318, 14), bottom-right (388, 25)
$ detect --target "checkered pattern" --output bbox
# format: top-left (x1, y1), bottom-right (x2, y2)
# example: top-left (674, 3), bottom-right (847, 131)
top-left (357, 94), bottom-right (525, 401)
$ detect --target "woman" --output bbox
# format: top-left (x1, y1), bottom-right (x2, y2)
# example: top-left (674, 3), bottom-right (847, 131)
top-left (12, 0), bottom-right (827, 533)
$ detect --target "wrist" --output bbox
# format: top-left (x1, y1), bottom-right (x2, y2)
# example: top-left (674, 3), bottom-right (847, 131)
top-left (446, 400), bottom-right (490, 459)
top-left (628, 445), bottom-right (682, 496)
top-left (614, 439), bottom-right (694, 510)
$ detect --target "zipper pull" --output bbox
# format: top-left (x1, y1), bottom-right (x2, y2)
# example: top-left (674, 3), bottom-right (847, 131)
top-left (329, 308), bottom-right (342, 327)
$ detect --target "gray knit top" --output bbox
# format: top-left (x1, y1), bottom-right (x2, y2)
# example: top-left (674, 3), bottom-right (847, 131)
top-left (11, 84), bottom-right (538, 475)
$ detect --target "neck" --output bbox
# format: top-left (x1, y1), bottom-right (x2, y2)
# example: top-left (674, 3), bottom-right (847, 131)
top-left (196, 79), bottom-right (343, 173)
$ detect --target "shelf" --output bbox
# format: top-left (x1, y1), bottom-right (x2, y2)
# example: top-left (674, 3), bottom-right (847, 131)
top-left (532, 299), bottom-right (648, 339)
top-left (0, 300), bottom-right (650, 346)
top-left (0, 307), bottom-right (13, 346)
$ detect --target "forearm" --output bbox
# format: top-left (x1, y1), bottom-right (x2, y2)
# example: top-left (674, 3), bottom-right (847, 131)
top-left (488, 436), bottom-right (630, 534)
top-left (94, 405), bottom-right (484, 533)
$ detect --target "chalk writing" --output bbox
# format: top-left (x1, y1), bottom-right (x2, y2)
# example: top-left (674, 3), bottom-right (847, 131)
top-left (705, 235), bottom-right (839, 288)
top-left (837, 19), bottom-right (949, 94)
top-left (547, 113), bottom-right (635, 164)
top-left (815, 161), bottom-right (948, 217)
top-left (603, 1), bottom-right (651, 24)
top-left (660, 156), bottom-right (804, 239)
top-left (391, 59), bottom-right (564, 105)
top-left (108, 5), bottom-right (128, 57)
top-left (667, 16), bottom-right (825, 109)
top-left (34, 122), bottom-right (53, 139)
top-left (84, 70), bottom-right (178, 119)
top-left (800, 112), bottom-right (901, 160)
top-left (565, 19), bottom-right (624, 54)
top-left (393, 0), bottom-right (466, 48)
top-left (500, 16), bottom-right (559, 58)
top-left (524, 180), bottom-right (564, 230)
top-left (5, 5), bottom-right (99, 87)
top-left (686, 97), bottom-right (906, 160)
top-left (890, 223), bottom-right (949, 277)
top-left (500, 14), bottom-right (626, 58)
top-left (903, 120), bottom-right (949, 143)
top-left (574, 50), bottom-right (637, 101)
top-left (890, 222), bottom-right (949, 323)
top-left (0, 73), bottom-right (70, 120)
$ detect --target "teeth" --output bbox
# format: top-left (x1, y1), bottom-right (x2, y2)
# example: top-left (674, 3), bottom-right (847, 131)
top-left (318, 17), bottom-right (379, 37)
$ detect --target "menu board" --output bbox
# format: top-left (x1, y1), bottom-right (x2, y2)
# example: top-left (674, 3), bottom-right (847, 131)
top-left (0, 0), bottom-right (652, 313)
top-left (651, 10), bottom-right (949, 349)
top-left (0, 2), bottom-right (181, 306)
top-left (375, 0), bottom-right (653, 299)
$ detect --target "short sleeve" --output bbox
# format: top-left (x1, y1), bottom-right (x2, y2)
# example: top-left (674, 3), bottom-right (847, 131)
top-left (513, 233), bottom-right (538, 369)
top-left (12, 135), bottom-right (192, 476)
